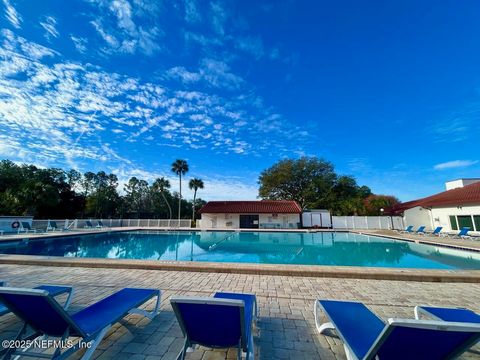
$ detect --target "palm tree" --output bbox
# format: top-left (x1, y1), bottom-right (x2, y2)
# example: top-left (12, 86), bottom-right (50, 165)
top-left (171, 159), bottom-right (189, 220)
top-left (152, 177), bottom-right (172, 219)
top-left (189, 178), bottom-right (204, 222)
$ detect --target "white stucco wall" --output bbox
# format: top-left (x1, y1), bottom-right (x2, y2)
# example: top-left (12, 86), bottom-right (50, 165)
top-left (430, 205), bottom-right (480, 232)
top-left (403, 204), bottom-right (480, 234)
top-left (198, 213), bottom-right (300, 229)
top-left (445, 179), bottom-right (480, 190)
top-left (403, 206), bottom-right (433, 230)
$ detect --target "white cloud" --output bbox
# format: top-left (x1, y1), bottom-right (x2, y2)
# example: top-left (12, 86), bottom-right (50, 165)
top-left (40, 16), bottom-right (59, 40)
top-left (236, 36), bottom-right (264, 59)
top-left (166, 58), bottom-right (244, 90)
top-left (70, 35), bottom-right (88, 53)
top-left (210, 1), bottom-right (227, 36)
top-left (0, 28), bottom-right (307, 174)
top-left (91, 20), bottom-right (119, 47)
top-left (433, 160), bottom-right (479, 170)
top-left (88, 0), bottom-right (162, 56)
top-left (2, 0), bottom-right (21, 29)
top-left (184, 0), bottom-right (200, 23)
top-left (166, 66), bottom-right (201, 83)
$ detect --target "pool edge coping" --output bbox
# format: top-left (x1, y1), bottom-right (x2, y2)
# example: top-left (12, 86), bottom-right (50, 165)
top-left (1, 254), bottom-right (480, 283)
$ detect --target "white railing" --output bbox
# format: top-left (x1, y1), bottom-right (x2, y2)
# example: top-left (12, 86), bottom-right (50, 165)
top-left (331, 216), bottom-right (404, 230)
top-left (29, 218), bottom-right (192, 232)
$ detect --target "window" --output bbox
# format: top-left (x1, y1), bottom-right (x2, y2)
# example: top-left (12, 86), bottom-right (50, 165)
top-left (457, 215), bottom-right (474, 230)
top-left (474, 215), bottom-right (480, 232)
top-left (449, 215), bottom-right (458, 231)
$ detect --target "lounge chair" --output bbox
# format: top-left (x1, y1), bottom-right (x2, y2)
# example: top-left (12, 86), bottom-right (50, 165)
top-left (397, 225), bottom-right (413, 233)
top-left (18, 222), bottom-right (36, 234)
top-left (314, 299), bottom-right (480, 360)
top-left (84, 220), bottom-right (94, 229)
top-left (414, 225), bottom-right (426, 235)
top-left (414, 305), bottom-right (480, 324)
top-left (46, 220), bottom-right (60, 232)
top-left (442, 227), bottom-right (472, 239)
top-left (0, 283), bottom-right (74, 316)
top-left (171, 292), bottom-right (257, 360)
top-left (96, 220), bottom-right (106, 229)
top-left (427, 226), bottom-right (443, 236)
top-left (0, 287), bottom-right (160, 360)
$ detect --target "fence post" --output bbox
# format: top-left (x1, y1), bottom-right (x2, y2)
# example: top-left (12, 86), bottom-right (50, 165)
top-left (378, 217), bottom-right (382, 229)
top-left (148, 219), bottom-right (150, 227)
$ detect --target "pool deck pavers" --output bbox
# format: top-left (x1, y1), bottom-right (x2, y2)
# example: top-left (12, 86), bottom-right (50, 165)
top-left (362, 229), bottom-right (480, 251)
top-left (1, 264), bottom-right (480, 359)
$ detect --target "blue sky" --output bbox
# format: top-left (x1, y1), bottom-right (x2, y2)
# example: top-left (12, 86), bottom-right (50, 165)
top-left (0, 0), bottom-right (479, 201)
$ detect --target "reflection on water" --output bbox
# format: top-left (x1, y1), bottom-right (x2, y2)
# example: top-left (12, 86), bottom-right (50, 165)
top-left (1, 231), bottom-right (480, 269)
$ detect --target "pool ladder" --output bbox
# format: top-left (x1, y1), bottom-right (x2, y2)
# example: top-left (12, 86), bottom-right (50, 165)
top-left (208, 233), bottom-right (236, 250)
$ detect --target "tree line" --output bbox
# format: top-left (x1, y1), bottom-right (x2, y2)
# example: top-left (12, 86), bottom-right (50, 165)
top-left (0, 156), bottom-right (399, 219)
top-left (0, 159), bottom-right (205, 220)
top-left (258, 157), bottom-right (400, 215)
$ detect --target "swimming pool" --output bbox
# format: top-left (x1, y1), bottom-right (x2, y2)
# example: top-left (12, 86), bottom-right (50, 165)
top-left (1, 231), bottom-right (479, 269)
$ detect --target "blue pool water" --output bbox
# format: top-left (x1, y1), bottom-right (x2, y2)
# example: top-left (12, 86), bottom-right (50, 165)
top-left (1, 231), bottom-right (479, 269)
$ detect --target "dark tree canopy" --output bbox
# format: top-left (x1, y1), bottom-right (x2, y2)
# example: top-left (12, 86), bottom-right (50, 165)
top-left (258, 157), bottom-right (390, 215)
top-left (0, 159), bottom-right (203, 219)
top-left (363, 194), bottom-right (400, 216)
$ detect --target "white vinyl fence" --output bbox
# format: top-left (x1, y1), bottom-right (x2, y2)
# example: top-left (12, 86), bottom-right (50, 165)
top-left (331, 216), bottom-right (404, 230)
top-left (28, 218), bottom-right (192, 232)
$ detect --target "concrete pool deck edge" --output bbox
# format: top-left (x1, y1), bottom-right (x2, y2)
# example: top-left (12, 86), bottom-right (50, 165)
top-left (1, 253), bottom-right (480, 283)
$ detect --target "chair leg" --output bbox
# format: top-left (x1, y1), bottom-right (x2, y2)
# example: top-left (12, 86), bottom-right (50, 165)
top-left (246, 333), bottom-right (255, 360)
top-left (80, 326), bottom-right (111, 360)
top-left (128, 290), bottom-right (161, 320)
top-left (176, 338), bottom-right (188, 360)
top-left (314, 301), bottom-right (335, 334)
top-left (237, 340), bottom-right (242, 360)
top-left (344, 344), bottom-right (356, 360)
top-left (414, 306), bottom-right (421, 320)
top-left (63, 288), bottom-right (74, 310)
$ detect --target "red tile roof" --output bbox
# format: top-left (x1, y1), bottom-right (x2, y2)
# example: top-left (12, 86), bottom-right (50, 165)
top-left (394, 182), bottom-right (480, 212)
top-left (199, 200), bottom-right (302, 214)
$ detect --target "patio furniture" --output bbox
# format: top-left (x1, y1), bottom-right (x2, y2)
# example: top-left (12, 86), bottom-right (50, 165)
top-left (314, 299), bottom-right (480, 360)
top-left (427, 226), bottom-right (443, 236)
top-left (397, 225), bottom-right (413, 233)
top-left (442, 227), bottom-right (472, 239)
top-left (171, 292), bottom-right (257, 360)
top-left (414, 225), bottom-right (426, 235)
top-left (0, 287), bottom-right (161, 360)
top-left (46, 220), bottom-right (60, 232)
top-left (0, 283), bottom-right (74, 316)
top-left (18, 222), bottom-right (36, 234)
top-left (414, 305), bottom-right (480, 324)
top-left (85, 220), bottom-right (94, 229)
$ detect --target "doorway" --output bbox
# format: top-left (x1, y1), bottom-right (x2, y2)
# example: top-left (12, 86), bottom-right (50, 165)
top-left (239, 214), bottom-right (259, 228)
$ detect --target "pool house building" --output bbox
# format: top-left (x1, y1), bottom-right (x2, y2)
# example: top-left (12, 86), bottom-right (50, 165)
top-left (394, 178), bottom-right (480, 234)
top-left (198, 200), bottom-right (302, 229)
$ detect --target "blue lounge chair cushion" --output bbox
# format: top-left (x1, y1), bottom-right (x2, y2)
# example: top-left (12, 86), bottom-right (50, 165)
top-left (214, 292), bottom-right (256, 341)
top-left (318, 300), bottom-right (385, 359)
top-left (375, 324), bottom-right (477, 359)
top-left (416, 226), bottom-right (426, 233)
top-left (174, 301), bottom-right (243, 348)
top-left (72, 288), bottom-right (158, 335)
top-left (0, 285), bottom-right (72, 317)
top-left (420, 306), bottom-right (480, 323)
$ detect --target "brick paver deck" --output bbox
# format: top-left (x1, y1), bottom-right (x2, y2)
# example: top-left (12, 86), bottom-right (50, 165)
top-left (362, 229), bottom-right (480, 251)
top-left (1, 265), bottom-right (480, 359)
